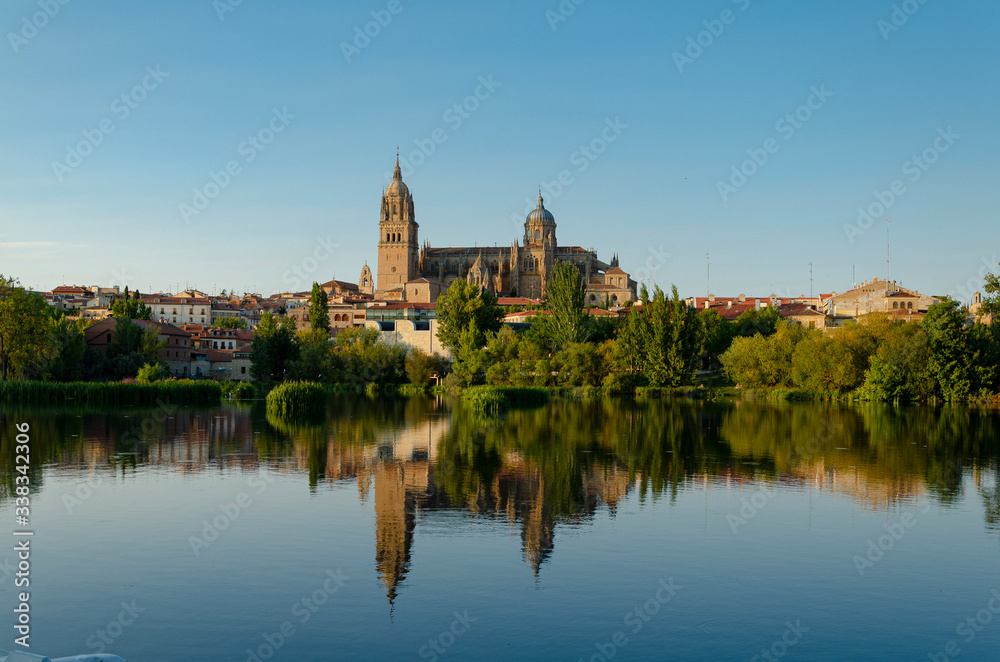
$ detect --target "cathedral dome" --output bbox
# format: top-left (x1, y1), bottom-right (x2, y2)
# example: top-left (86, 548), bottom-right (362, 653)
top-left (526, 194), bottom-right (554, 222)
top-left (386, 178), bottom-right (409, 198)
top-left (386, 154), bottom-right (409, 198)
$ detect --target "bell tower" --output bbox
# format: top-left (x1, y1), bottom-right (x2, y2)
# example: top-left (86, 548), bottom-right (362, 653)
top-left (377, 153), bottom-right (419, 292)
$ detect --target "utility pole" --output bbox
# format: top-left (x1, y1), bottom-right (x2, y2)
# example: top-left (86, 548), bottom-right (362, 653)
top-left (809, 263), bottom-right (813, 299)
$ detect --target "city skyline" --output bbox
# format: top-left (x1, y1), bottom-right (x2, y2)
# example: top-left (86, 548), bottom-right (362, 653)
top-left (2, 1), bottom-right (998, 302)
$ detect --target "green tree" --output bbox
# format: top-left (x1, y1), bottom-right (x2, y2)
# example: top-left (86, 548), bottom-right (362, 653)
top-left (640, 285), bottom-right (705, 387)
top-left (309, 282), bottom-right (330, 334)
top-left (556, 341), bottom-right (610, 387)
top-left (137, 362), bottom-right (170, 383)
top-left (790, 332), bottom-right (854, 392)
top-left (452, 320), bottom-right (491, 386)
top-left (251, 312), bottom-right (300, 382)
top-left (105, 319), bottom-right (167, 380)
top-left (607, 305), bottom-right (646, 391)
top-left (720, 322), bottom-right (803, 388)
top-left (110, 288), bottom-right (152, 320)
top-left (213, 317), bottom-right (246, 329)
top-left (288, 329), bottom-right (342, 382)
top-left (335, 327), bottom-right (407, 386)
top-left (0, 276), bottom-right (54, 380)
top-left (546, 260), bottom-right (590, 346)
top-left (734, 306), bottom-right (781, 338)
top-left (44, 315), bottom-right (88, 382)
top-left (435, 281), bottom-right (502, 353)
top-left (923, 299), bottom-right (975, 401)
top-left (406, 348), bottom-right (449, 386)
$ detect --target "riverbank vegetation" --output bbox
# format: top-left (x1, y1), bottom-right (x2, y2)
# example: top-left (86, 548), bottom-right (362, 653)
top-left (720, 299), bottom-right (1000, 403)
top-left (0, 380), bottom-right (221, 406)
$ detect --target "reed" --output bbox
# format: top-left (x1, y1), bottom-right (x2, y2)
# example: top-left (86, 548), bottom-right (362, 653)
top-left (462, 386), bottom-right (550, 415)
top-left (0, 380), bottom-right (221, 406)
top-left (265, 381), bottom-right (326, 418)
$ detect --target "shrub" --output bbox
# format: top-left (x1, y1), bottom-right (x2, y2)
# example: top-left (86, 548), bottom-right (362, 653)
top-left (265, 381), bottom-right (326, 418)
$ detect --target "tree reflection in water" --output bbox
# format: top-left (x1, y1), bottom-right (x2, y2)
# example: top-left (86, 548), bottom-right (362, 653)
top-left (2, 396), bottom-right (998, 603)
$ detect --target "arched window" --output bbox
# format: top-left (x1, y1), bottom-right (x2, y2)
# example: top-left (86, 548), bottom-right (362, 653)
top-left (386, 233), bottom-right (390, 242)
top-left (893, 302), bottom-right (898, 309)
top-left (908, 302), bottom-right (913, 310)
top-left (535, 230), bottom-right (540, 241)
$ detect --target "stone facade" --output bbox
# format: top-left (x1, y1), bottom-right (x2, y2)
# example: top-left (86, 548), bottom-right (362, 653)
top-left (823, 277), bottom-right (937, 319)
top-left (369, 158), bottom-right (636, 305)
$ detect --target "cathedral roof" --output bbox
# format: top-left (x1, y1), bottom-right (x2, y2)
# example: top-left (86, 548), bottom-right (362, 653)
top-left (526, 194), bottom-right (555, 223)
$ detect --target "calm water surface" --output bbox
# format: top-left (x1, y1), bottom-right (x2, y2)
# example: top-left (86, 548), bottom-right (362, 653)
top-left (1, 397), bottom-right (999, 661)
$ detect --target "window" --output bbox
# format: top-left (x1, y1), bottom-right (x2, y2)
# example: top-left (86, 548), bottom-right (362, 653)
top-left (908, 302), bottom-right (913, 310)
top-left (241, 366), bottom-right (246, 374)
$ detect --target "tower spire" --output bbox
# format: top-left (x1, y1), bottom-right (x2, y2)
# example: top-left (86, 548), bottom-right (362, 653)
top-left (393, 149), bottom-right (402, 181)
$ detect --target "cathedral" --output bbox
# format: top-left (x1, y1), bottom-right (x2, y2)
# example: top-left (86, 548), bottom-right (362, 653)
top-left (366, 156), bottom-right (636, 306)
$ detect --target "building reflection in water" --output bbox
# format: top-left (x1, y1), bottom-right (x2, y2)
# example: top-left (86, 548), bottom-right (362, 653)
top-left (6, 398), bottom-right (998, 606)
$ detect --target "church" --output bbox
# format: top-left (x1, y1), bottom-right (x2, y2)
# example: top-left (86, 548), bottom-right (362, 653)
top-left (365, 156), bottom-right (637, 306)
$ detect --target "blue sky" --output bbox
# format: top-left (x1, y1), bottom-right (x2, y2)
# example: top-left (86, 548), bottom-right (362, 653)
top-left (1, 0), bottom-right (997, 301)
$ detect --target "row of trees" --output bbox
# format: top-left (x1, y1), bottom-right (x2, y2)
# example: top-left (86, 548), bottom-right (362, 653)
top-left (436, 262), bottom-right (714, 392)
top-left (249, 284), bottom-right (449, 387)
top-left (0, 276), bottom-right (171, 382)
top-left (720, 300), bottom-right (1000, 402)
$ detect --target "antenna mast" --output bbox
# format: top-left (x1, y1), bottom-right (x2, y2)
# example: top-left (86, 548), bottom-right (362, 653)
top-left (886, 219), bottom-right (891, 293)
top-left (707, 253), bottom-right (710, 296)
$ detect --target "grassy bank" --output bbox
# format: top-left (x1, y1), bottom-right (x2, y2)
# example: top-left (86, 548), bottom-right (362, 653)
top-left (0, 380), bottom-right (221, 407)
